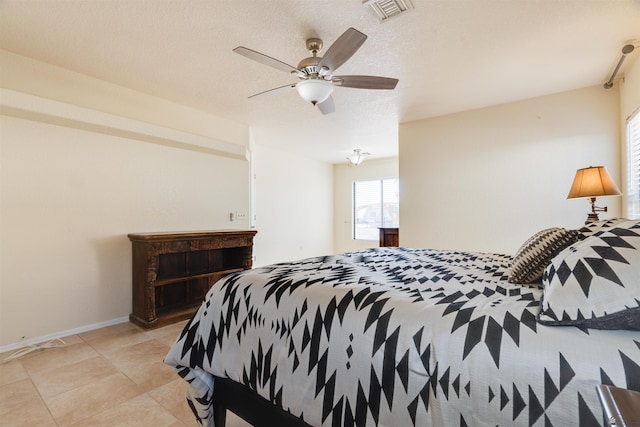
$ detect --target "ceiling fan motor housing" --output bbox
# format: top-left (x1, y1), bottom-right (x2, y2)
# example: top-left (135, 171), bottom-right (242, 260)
top-left (297, 56), bottom-right (321, 77)
top-left (297, 38), bottom-right (325, 78)
top-left (305, 38), bottom-right (323, 53)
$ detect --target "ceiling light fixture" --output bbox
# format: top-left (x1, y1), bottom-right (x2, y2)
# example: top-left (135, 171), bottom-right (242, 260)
top-left (347, 149), bottom-right (370, 166)
top-left (296, 79), bottom-right (334, 105)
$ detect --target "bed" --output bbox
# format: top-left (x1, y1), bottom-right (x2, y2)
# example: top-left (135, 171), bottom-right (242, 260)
top-left (164, 218), bottom-right (640, 426)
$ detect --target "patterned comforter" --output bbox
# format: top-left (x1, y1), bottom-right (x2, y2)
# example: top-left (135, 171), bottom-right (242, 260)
top-left (164, 247), bottom-right (640, 426)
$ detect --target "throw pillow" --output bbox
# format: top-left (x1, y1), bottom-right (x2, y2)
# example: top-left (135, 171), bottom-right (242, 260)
top-left (508, 227), bottom-right (579, 284)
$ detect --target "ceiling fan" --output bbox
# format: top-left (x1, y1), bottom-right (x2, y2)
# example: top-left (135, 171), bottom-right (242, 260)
top-left (233, 27), bottom-right (399, 115)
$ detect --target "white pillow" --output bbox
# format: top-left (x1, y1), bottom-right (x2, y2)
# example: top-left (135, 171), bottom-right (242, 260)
top-left (575, 217), bottom-right (629, 241)
top-left (538, 220), bottom-right (640, 330)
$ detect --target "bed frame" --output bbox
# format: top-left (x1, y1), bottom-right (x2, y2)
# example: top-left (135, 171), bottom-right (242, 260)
top-left (212, 376), bottom-right (310, 427)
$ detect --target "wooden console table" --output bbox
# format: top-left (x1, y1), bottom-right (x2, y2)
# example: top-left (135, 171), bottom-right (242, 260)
top-left (128, 230), bottom-right (257, 329)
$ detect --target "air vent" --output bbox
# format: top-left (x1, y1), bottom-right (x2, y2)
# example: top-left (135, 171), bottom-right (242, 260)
top-left (363, 0), bottom-right (413, 22)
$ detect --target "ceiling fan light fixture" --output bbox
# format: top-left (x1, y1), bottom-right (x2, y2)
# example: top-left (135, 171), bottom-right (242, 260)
top-left (234, 27), bottom-right (398, 114)
top-left (296, 79), bottom-right (334, 105)
top-left (347, 149), bottom-right (370, 166)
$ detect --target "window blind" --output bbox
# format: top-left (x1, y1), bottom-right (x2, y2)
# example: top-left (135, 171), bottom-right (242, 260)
top-left (627, 108), bottom-right (640, 219)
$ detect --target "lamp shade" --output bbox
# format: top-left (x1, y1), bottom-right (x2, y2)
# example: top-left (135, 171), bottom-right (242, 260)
top-left (567, 166), bottom-right (622, 199)
top-left (296, 79), bottom-right (333, 105)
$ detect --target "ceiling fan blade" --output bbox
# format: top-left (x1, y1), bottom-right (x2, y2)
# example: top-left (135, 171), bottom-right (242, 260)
top-left (233, 46), bottom-right (299, 74)
top-left (248, 83), bottom-right (296, 99)
top-left (332, 75), bottom-right (399, 90)
top-left (317, 28), bottom-right (367, 73)
top-left (317, 95), bottom-right (335, 115)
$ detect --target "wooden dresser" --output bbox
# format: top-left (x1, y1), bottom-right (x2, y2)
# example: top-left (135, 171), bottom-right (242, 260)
top-left (128, 230), bottom-right (257, 329)
top-left (379, 227), bottom-right (399, 247)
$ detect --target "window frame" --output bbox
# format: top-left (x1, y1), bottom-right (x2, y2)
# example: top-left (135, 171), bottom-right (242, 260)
top-left (626, 107), bottom-right (640, 220)
top-left (352, 178), bottom-right (399, 241)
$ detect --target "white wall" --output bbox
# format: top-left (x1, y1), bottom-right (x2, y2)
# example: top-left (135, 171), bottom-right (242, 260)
top-left (0, 51), bottom-right (251, 347)
top-left (0, 51), bottom-right (248, 147)
top-left (399, 86), bottom-right (621, 254)
top-left (252, 143), bottom-right (334, 267)
top-left (333, 157), bottom-right (398, 253)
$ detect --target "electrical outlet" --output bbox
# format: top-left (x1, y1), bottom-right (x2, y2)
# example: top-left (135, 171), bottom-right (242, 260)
top-left (236, 212), bottom-right (247, 221)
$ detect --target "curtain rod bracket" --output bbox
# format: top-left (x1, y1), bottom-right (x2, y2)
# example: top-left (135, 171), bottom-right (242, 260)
top-left (603, 44), bottom-right (635, 89)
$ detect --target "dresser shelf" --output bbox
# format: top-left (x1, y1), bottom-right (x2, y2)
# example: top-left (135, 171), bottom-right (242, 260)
top-left (128, 230), bottom-right (257, 329)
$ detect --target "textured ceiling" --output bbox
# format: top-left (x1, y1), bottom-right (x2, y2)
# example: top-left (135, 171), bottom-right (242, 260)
top-left (1, 0), bottom-right (639, 163)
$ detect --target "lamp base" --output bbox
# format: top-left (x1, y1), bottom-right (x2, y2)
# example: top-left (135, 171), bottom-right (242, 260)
top-left (585, 212), bottom-right (600, 225)
top-left (584, 197), bottom-right (608, 224)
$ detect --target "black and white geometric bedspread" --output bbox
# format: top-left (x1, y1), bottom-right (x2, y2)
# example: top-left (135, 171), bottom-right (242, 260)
top-left (164, 247), bottom-right (640, 427)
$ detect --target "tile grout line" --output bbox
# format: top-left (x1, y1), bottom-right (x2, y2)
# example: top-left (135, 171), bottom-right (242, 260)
top-left (75, 330), bottom-right (187, 426)
top-left (1, 322), bottom-right (192, 426)
top-left (16, 357), bottom-right (63, 426)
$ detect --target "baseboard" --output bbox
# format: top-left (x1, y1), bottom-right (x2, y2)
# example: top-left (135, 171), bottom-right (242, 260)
top-left (0, 316), bottom-right (130, 354)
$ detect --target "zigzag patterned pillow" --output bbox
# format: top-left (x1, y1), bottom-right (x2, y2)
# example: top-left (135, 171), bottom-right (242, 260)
top-left (538, 219), bottom-right (640, 330)
top-left (508, 227), bottom-right (579, 284)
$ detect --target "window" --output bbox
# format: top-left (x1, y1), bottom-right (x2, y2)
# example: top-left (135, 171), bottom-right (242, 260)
top-left (353, 179), bottom-right (399, 240)
top-left (627, 109), bottom-right (640, 219)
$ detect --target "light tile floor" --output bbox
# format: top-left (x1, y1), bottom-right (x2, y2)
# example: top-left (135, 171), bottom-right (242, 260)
top-left (0, 321), bottom-right (250, 427)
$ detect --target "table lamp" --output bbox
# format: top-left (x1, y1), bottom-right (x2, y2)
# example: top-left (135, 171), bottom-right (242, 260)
top-left (567, 166), bottom-right (622, 224)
